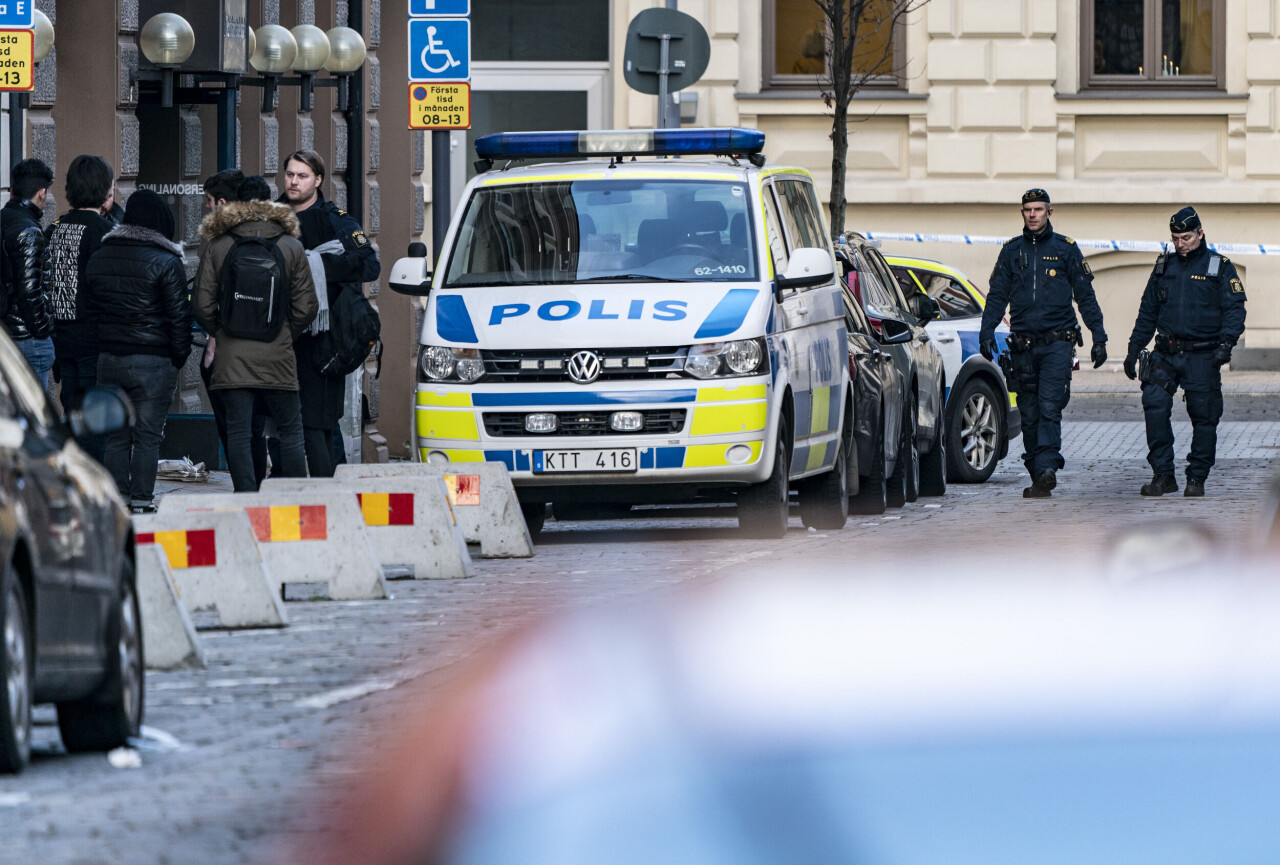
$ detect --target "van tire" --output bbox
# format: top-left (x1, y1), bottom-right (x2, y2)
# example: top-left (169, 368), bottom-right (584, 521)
top-left (739, 425), bottom-right (790, 538)
top-left (520, 502), bottom-right (547, 541)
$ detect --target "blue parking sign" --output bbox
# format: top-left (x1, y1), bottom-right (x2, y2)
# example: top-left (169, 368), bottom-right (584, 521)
top-left (409, 0), bottom-right (469, 15)
top-left (408, 18), bottom-right (469, 83)
top-left (0, 1), bottom-right (33, 28)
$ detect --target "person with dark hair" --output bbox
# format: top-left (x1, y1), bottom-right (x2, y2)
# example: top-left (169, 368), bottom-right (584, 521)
top-left (203, 169), bottom-right (245, 212)
top-left (0, 158), bottom-right (55, 385)
top-left (196, 184), bottom-right (317, 491)
top-left (238, 174), bottom-right (273, 203)
top-left (198, 170), bottom-right (248, 465)
top-left (42, 154), bottom-right (116, 417)
top-left (281, 149), bottom-right (380, 477)
top-left (83, 189), bottom-right (192, 513)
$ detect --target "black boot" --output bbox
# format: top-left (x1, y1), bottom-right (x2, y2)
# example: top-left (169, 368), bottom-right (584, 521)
top-left (1023, 469), bottom-right (1056, 498)
top-left (1140, 474), bottom-right (1178, 497)
top-left (1184, 478), bottom-right (1205, 497)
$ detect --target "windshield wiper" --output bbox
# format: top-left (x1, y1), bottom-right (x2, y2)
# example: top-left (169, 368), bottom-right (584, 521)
top-left (576, 274), bottom-right (692, 283)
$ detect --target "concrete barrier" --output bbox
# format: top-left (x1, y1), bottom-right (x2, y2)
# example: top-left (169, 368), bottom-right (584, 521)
top-left (157, 492), bottom-right (388, 601)
top-left (259, 476), bottom-right (475, 579)
top-left (135, 545), bottom-right (204, 670)
top-left (133, 510), bottom-right (288, 629)
top-left (333, 462), bottom-right (534, 558)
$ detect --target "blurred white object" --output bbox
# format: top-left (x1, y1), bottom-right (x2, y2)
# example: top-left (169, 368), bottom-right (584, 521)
top-left (107, 748), bottom-right (142, 770)
top-left (156, 457), bottom-right (208, 482)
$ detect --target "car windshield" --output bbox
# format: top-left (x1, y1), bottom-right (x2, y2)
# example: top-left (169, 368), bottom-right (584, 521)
top-left (443, 178), bottom-right (758, 288)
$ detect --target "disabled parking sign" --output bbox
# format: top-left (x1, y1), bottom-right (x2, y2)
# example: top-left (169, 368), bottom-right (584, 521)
top-left (408, 18), bottom-right (469, 83)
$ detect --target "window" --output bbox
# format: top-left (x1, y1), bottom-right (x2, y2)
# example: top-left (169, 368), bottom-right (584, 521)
top-left (474, 0), bottom-right (608, 62)
top-left (892, 266), bottom-right (982, 319)
top-left (1083, 0), bottom-right (1222, 89)
top-left (764, 0), bottom-right (905, 90)
top-left (775, 180), bottom-right (828, 251)
top-left (762, 186), bottom-right (790, 275)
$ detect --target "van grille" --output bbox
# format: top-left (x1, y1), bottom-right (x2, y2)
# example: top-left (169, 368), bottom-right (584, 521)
top-left (482, 409), bottom-right (687, 437)
top-left (481, 347), bottom-right (686, 382)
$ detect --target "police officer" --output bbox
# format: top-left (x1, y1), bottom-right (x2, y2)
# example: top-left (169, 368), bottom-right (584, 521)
top-left (979, 189), bottom-right (1108, 498)
top-left (1123, 207), bottom-right (1245, 498)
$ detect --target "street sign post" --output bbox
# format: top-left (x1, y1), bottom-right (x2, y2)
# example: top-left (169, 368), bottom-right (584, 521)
top-left (408, 18), bottom-right (470, 83)
top-left (409, 83), bottom-right (470, 130)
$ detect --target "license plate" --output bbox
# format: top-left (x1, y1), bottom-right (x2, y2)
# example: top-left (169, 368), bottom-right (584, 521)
top-left (534, 448), bottom-right (638, 473)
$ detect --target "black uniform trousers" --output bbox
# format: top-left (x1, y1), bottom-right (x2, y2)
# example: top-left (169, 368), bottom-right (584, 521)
top-left (1141, 349), bottom-right (1223, 482)
top-left (1017, 339), bottom-right (1074, 475)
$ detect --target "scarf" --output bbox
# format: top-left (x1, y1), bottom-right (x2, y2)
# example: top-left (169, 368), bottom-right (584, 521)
top-left (305, 239), bottom-right (345, 335)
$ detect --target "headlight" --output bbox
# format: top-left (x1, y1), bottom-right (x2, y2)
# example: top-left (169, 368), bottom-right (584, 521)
top-left (420, 345), bottom-right (484, 382)
top-left (684, 339), bottom-right (767, 379)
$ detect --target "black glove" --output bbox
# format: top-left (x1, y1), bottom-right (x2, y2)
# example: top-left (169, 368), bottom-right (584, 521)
top-left (1123, 353), bottom-right (1138, 380)
top-left (980, 338), bottom-right (997, 362)
top-left (1090, 341), bottom-right (1107, 369)
top-left (1212, 344), bottom-right (1232, 368)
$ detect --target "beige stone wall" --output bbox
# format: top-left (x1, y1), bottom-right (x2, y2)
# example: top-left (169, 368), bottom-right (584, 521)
top-left (609, 0), bottom-right (1279, 349)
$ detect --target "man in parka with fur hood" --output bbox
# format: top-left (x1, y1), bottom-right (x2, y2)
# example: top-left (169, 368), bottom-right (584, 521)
top-left (194, 183), bottom-right (318, 491)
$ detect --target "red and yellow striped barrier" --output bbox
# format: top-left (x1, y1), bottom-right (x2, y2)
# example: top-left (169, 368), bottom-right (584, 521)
top-left (356, 492), bottom-right (415, 526)
top-left (136, 529), bottom-right (218, 569)
top-left (244, 505), bottom-right (328, 542)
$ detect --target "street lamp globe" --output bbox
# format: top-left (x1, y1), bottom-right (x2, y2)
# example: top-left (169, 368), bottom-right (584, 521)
top-left (248, 26), bottom-right (256, 62)
top-left (290, 25), bottom-right (330, 73)
top-left (324, 27), bottom-right (366, 74)
top-left (139, 13), bottom-right (195, 67)
top-left (33, 9), bottom-right (54, 64)
top-left (251, 24), bottom-right (297, 76)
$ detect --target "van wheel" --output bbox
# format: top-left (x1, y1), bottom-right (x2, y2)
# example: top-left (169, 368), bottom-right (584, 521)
top-left (887, 393), bottom-right (918, 508)
top-left (918, 409), bottom-right (947, 497)
top-left (1, 566), bottom-right (32, 774)
top-left (798, 435), bottom-right (848, 530)
top-left (850, 410), bottom-right (888, 516)
top-left (946, 378), bottom-right (1001, 484)
top-left (520, 502), bottom-right (547, 541)
top-left (57, 559), bottom-right (144, 753)
top-left (739, 425), bottom-right (790, 539)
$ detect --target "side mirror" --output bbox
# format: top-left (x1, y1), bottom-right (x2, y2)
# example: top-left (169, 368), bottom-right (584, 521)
top-left (910, 293), bottom-right (941, 323)
top-left (879, 317), bottom-right (914, 344)
top-left (389, 245), bottom-right (433, 296)
top-left (777, 248), bottom-right (835, 291)
top-left (69, 386), bottom-right (134, 439)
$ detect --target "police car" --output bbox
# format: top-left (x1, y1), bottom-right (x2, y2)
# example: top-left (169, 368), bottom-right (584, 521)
top-left (390, 129), bottom-right (852, 538)
top-left (884, 255), bottom-right (1019, 484)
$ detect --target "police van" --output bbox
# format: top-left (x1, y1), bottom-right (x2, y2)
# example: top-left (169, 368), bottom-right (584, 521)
top-left (390, 128), bottom-right (851, 537)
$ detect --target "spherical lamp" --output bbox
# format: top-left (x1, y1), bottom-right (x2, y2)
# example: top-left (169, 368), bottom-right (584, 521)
top-left (139, 13), bottom-right (195, 67)
top-left (248, 26), bottom-right (256, 61)
top-left (32, 9), bottom-right (54, 64)
top-left (250, 24), bottom-right (297, 76)
top-left (290, 25), bottom-right (330, 73)
top-left (324, 27), bottom-right (366, 74)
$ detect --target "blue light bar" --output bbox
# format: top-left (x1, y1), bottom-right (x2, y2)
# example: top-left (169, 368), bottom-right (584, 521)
top-left (474, 128), bottom-right (767, 161)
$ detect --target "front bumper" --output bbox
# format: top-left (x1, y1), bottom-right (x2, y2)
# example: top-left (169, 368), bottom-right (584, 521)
top-left (414, 377), bottom-right (773, 487)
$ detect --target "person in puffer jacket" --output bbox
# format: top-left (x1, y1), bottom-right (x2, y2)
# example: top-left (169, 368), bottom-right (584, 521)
top-left (0, 158), bottom-right (55, 385)
top-left (83, 189), bottom-right (193, 512)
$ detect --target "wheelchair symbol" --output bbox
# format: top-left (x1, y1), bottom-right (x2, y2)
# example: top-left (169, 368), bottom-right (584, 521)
top-left (420, 26), bottom-right (462, 74)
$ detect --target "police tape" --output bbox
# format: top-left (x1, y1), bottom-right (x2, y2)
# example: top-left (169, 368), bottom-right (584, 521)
top-left (860, 231), bottom-right (1280, 258)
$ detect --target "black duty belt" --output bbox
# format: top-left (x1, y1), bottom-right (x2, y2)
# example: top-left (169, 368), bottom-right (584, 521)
top-left (1008, 328), bottom-right (1082, 351)
top-left (1154, 334), bottom-right (1217, 354)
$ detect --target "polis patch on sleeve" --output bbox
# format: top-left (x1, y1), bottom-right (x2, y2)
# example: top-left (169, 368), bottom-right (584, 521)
top-left (1231, 277), bottom-right (1244, 293)
top-left (352, 230), bottom-right (370, 247)
top-left (1081, 259), bottom-right (1092, 275)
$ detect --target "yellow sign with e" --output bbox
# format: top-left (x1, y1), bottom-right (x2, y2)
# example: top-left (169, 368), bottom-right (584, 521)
top-left (409, 83), bottom-right (471, 130)
top-left (0, 29), bottom-right (33, 92)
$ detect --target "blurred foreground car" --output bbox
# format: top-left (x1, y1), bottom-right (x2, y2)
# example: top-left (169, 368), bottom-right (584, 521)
top-left (0, 331), bottom-right (141, 774)
top-left (886, 254), bottom-right (1019, 484)
top-left (286, 563), bottom-right (1280, 865)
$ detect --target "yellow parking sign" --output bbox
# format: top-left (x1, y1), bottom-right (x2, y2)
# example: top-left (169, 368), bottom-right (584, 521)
top-left (0, 29), bottom-right (33, 92)
top-left (409, 83), bottom-right (471, 130)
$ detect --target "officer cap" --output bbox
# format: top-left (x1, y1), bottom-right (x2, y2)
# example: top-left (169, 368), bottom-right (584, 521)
top-left (1170, 206), bottom-right (1201, 233)
top-left (1021, 188), bottom-right (1051, 206)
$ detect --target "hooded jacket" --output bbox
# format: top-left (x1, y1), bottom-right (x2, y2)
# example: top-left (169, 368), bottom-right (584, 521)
top-left (194, 201), bottom-right (318, 391)
top-left (83, 223), bottom-right (193, 365)
top-left (0, 198), bottom-right (53, 341)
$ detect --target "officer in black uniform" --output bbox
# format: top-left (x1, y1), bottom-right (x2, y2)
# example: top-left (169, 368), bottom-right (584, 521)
top-left (979, 189), bottom-right (1108, 498)
top-left (1123, 207), bottom-right (1246, 498)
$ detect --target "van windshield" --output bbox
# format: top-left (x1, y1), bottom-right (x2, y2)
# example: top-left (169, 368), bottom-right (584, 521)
top-left (443, 179), bottom-right (758, 288)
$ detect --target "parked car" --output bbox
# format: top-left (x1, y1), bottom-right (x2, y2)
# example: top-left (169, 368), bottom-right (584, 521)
top-left (884, 254), bottom-right (1020, 484)
top-left (837, 283), bottom-right (905, 515)
top-left (0, 330), bottom-right (141, 774)
top-left (836, 234), bottom-right (948, 505)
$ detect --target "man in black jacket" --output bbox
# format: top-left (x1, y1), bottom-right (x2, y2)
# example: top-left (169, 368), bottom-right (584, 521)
top-left (979, 188), bottom-right (1108, 499)
top-left (43, 154), bottom-right (115, 415)
top-left (1123, 207), bottom-right (1246, 498)
top-left (83, 189), bottom-right (192, 512)
top-left (281, 149), bottom-right (380, 477)
top-left (0, 158), bottom-right (55, 386)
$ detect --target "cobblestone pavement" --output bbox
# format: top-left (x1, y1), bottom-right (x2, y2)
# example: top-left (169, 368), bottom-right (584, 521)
top-left (2, 382), bottom-right (1279, 865)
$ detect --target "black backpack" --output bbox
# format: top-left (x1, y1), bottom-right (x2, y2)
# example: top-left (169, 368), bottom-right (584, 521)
top-left (311, 286), bottom-right (381, 378)
top-left (218, 235), bottom-right (288, 341)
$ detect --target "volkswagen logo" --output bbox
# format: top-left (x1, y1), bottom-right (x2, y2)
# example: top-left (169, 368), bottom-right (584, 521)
top-left (566, 351), bottom-right (602, 384)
